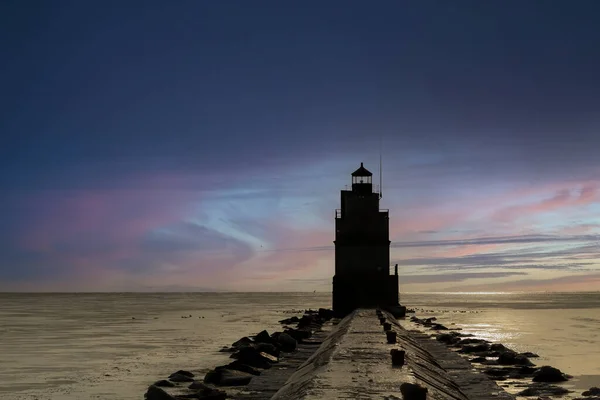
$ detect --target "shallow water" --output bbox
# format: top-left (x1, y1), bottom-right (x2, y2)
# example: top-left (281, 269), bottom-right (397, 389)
top-left (0, 292), bottom-right (598, 399)
top-left (403, 292), bottom-right (600, 397)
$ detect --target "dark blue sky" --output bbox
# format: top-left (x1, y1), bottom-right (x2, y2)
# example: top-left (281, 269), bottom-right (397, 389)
top-left (1, 1), bottom-right (600, 291)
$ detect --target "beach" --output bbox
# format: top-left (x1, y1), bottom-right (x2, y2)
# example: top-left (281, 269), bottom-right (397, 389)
top-left (1, 292), bottom-right (599, 399)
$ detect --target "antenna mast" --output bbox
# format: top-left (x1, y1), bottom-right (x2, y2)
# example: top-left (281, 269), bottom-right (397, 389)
top-left (379, 134), bottom-right (383, 199)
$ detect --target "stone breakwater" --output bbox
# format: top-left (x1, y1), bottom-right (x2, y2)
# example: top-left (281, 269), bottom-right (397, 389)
top-left (145, 307), bottom-right (598, 400)
top-left (144, 308), bottom-right (335, 400)
top-left (272, 308), bottom-right (514, 400)
top-left (407, 314), bottom-right (599, 400)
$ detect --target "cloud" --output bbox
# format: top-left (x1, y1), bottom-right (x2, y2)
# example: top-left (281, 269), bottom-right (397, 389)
top-left (395, 243), bottom-right (599, 271)
top-left (446, 272), bottom-right (600, 293)
top-left (392, 234), bottom-right (600, 248)
top-left (400, 272), bottom-right (527, 284)
top-left (264, 233), bottom-right (600, 253)
top-left (492, 185), bottom-right (600, 223)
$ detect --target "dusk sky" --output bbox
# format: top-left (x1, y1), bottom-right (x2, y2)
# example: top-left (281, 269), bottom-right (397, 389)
top-left (2, 1), bottom-right (600, 292)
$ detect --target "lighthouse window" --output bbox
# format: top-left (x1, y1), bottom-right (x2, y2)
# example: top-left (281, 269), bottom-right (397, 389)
top-left (353, 176), bottom-right (371, 184)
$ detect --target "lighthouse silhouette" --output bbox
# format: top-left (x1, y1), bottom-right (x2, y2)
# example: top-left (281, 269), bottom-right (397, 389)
top-left (332, 163), bottom-right (404, 317)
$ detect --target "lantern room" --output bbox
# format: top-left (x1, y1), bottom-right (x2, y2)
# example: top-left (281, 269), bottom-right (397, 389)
top-left (351, 162), bottom-right (373, 195)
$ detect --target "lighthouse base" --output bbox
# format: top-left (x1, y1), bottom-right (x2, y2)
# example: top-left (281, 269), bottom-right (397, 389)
top-left (332, 274), bottom-right (401, 317)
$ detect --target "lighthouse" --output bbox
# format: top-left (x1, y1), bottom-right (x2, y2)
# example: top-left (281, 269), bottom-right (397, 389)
top-left (332, 163), bottom-right (402, 316)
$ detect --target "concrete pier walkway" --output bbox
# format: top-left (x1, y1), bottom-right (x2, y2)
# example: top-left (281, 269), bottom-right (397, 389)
top-left (270, 309), bottom-right (514, 400)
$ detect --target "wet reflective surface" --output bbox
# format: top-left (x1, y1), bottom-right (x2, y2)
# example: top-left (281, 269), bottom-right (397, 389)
top-left (0, 292), bottom-right (598, 399)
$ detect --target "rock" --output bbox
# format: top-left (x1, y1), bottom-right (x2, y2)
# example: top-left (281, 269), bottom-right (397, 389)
top-left (176, 395), bottom-right (226, 400)
top-left (391, 349), bottom-right (406, 366)
top-left (459, 338), bottom-right (488, 345)
top-left (484, 368), bottom-right (510, 377)
top-left (169, 373), bottom-right (195, 383)
top-left (217, 360), bottom-right (261, 376)
top-left (508, 365), bottom-right (537, 379)
top-left (231, 336), bottom-right (253, 349)
top-left (583, 388), bottom-right (600, 396)
top-left (470, 356), bottom-right (487, 363)
top-left (533, 366), bottom-right (569, 382)
top-left (255, 342), bottom-right (280, 357)
top-left (513, 354), bottom-right (534, 366)
top-left (460, 343), bottom-right (490, 353)
top-left (218, 346), bottom-right (235, 353)
top-left (277, 332), bottom-right (297, 352)
top-left (519, 365), bottom-right (537, 374)
top-left (284, 328), bottom-right (311, 342)
top-left (430, 323), bottom-right (448, 330)
top-left (203, 370), bottom-right (221, 385)
top-left (145, 385), bottom-right (176, 400)
top-left (497, 350), bottom-right (518, 365)
top-left (153, 380), bottom-right (175, 387)
top-left (383, 322), bottom-right (392, 331)
top-left (230, 347), bottom-right (276, 369)
top-left (188, 381), bottom-right (210, 390)
top-left (318, 308), bottom-right (334, 319)
top-left (481, 359), bottom-right (499, 366)
top-left (196, 390), bottom-right (227, 399)
top-left (490, 343), bottom-right (508, 352)
top-left (181, 381), bottom-right (227, 399)
top-left (473, 350), bottom-right (499, 358)
top-left (521, 351), bottom-right (539, 358)
top-left (298, 315), bottom-right (320, 328)
top-left (217, 369), bottom-right (253, 386)
top-left (400, 382), bottom-right (428, 400)
top-left (170, 370), bottom-right (194, 378)
top-left (436, 332), bottom-right (461, 345)
top-left (278, 316), bottom-right (300, 324)
top-left (517, 383), bottom-right (570, 396)
top-left (254, 330), bottom-right (272, 344)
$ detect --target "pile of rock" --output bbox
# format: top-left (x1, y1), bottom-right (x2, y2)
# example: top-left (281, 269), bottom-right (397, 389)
top-left (410, 315), bottom-right (456, 331)
top-left (410, 314), bottom-right (574, 398)
top-left (578, 387), bottom-right (600, 399)
top-left (145, 308), bottom-right (334, 400)
top-left (146, 371), bottom-right (227, 400)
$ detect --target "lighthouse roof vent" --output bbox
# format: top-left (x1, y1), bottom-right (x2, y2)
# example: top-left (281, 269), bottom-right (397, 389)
top-left (351, 162), bottom-right (372, 177)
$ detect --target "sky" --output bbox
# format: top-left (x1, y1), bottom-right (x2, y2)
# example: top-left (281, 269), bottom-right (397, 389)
top-left (1, 1), bottom-right (600, 292)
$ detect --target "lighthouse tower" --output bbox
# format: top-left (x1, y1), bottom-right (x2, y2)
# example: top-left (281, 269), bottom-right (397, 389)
top-left (332, 163), bottom-right (400, 316)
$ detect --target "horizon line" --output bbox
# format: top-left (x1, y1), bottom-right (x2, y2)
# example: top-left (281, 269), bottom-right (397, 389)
top-left (1, 290), bottom-right (599, 294)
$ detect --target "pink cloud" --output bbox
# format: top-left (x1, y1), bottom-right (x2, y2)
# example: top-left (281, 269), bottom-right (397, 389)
top-left (386, 180), bottom-right (600, 242)
top-left (8, 174), bottom-right (215, 283)
top-left (492, 184), bottom-right (600, 223)
top-left (447, 272), bottom-right (600, 293)
top-left (433, 243), bottom-right (500, 258)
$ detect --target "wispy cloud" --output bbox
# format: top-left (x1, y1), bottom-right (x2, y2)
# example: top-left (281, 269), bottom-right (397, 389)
top-left (446, 272), bottom-right (600, 293)
top-left (492, 185), bottom-right (600, 223)
top-left (400, 272), bottom-right (528, 284)
top-left (263, 233), bottom-right (600, 253)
